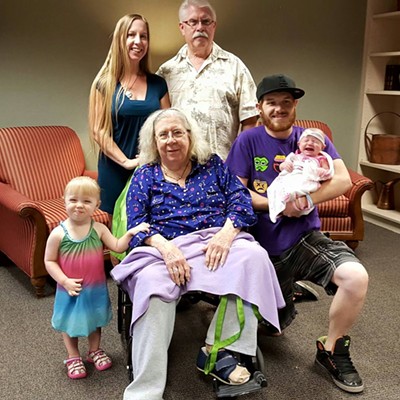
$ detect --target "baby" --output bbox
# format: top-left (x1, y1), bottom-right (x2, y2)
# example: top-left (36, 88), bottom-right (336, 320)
top-left (268, 128), bottom-right (334, 223)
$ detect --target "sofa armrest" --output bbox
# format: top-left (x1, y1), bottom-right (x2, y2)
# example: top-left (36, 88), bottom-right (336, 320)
top-left (0, 182), bottom-right (43, 215)
top-left (344, 169), bottom-right (374, 242)
top-left (345, 168), bottom-right (374, 203)
top-left (0, 182), bottom-right (48, 238)
top-left (0, 183), bottom-right (48, 278)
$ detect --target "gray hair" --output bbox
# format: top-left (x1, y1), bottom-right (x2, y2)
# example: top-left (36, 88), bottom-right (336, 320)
top-left (178, 0), bottom-right (217, 22)
top-left (138, 108), bottom-right (212, 166)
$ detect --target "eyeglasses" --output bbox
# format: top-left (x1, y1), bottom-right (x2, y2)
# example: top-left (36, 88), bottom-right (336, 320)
top-left (156, 129), bottom-right (188, 141)
top-left (182, 19), bottom-right (214, 27)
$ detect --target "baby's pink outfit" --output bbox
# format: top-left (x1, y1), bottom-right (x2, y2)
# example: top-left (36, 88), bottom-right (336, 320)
top-left (267, 151), bottom-right (334, 223)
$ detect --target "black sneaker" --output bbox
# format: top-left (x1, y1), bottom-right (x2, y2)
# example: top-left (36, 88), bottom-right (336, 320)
top-left (292, 281), bottom-right (319, 302)
top-left (315, 335), bottom-right (364, 393)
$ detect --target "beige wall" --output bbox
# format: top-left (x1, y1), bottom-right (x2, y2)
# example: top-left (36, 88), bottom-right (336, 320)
top-left (0, 0), bottom-right (367, 170)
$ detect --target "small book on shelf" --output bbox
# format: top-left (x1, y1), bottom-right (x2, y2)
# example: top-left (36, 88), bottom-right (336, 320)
top-left (384, 65), bottom-right (400, 90)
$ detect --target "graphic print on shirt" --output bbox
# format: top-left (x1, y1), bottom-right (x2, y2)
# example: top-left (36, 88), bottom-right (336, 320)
top-left (253, 156), bottom-right (269, 194)
top-left (252, 153), bottom-right (289, 195)
top-left (254, 156), bottom-right (268, 172)
top-left (253, 179), bottom-right (267, 193)
top-left (273, 154), bottom-right (286, 173)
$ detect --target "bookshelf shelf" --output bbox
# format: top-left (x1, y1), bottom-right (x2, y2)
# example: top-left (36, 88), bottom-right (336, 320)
top-left (357, 0), bottom-right (400, 233)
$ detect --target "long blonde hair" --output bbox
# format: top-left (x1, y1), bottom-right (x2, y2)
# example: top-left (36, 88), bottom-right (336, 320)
top-left (88, 14), bottom-right (151, 151)
top-left (138, 108), bottom-right (212, 166)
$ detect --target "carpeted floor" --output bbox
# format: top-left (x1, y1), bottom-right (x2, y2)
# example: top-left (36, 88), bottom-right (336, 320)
top-left (0, 222), bottom-right (399, 400)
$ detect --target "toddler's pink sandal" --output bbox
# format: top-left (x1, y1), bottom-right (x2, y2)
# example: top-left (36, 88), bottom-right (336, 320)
top-left (64, 356), bottom-right (87, 379)
top-left (87, 349), bottom-right (112, 371)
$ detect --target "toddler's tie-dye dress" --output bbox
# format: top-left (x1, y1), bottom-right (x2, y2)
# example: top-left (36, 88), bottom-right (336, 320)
top-left (51, 220), bottom-right (112, 337)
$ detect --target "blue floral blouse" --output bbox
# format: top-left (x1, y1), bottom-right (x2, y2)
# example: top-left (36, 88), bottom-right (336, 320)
top-left (126, 154), bottom-right (257, 248)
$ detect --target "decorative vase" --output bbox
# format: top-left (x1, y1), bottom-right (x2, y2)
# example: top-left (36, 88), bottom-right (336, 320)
top-left (376, 178), bottom-right (400, 210)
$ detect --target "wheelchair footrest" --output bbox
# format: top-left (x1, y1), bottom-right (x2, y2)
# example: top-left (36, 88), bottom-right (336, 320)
top-left (213, 370), bottom-right (267, 398)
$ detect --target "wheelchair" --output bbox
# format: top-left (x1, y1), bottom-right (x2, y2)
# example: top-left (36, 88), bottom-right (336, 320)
top-left (117, 286), bottom-right (268, 398)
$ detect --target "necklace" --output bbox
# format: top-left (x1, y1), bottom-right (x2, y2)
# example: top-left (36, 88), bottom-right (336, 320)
top-left (124, 74), bottom-right (139, 99)
top-left (161, 160), bottom-right (191, 183)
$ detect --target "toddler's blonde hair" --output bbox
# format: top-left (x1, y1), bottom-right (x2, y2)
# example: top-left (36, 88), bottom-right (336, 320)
top-left (64, 176), bottom-right (101, 200)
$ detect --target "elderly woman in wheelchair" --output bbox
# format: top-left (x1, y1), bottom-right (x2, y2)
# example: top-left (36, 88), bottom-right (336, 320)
top-left (111, 108), bottom-right (285, 400)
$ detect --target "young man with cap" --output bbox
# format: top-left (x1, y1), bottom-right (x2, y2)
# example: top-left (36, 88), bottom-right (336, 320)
top-left (225, 74), bottom-right (369, 394)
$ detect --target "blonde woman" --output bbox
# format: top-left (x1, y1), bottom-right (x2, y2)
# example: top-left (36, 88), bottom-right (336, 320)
top-left (89, 14), bottom-right (170, 216)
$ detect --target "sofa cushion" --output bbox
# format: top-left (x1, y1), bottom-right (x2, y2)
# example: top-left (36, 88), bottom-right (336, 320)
top-left (320, 216), bottom-right (352, 234)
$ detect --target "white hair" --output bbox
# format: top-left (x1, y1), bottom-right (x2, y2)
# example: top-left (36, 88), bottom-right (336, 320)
top-left (178, 0), bottom-right (217, 21)
top-left (138, 108), bottom-right (212, 165)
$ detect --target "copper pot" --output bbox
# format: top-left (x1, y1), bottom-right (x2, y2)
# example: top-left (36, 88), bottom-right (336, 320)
top-left (376, 178), bottom-right (400, 210)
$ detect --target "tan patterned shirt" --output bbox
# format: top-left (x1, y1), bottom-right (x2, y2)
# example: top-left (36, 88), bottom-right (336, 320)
top-left (157, 42), bottom-right (258, 160)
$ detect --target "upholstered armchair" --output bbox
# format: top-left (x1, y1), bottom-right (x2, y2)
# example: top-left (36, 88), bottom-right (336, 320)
top-left (295, 120), bottom-right (373, 249)
top-left (0, 126), bottom-right (109, 296)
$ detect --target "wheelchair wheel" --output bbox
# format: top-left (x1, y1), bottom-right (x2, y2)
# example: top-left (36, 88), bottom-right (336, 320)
top-left (127, 336), bottom-right (134, 382)
top-left (117, 286), bottom-right (133, 342)
top-left (123, 301), bottom-right (132, 342)
top-left (252, 352), bottom-right (267, 388)
top-left (117, 286), bottom-right (123, 334)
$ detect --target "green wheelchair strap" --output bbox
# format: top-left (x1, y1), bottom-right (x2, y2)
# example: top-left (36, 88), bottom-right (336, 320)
top-left (204, 296), bottom-right (245, 374)
top-left (204, 299), bottom-right (266, 374)
top-left (252, 304), bottom-right (264, 322)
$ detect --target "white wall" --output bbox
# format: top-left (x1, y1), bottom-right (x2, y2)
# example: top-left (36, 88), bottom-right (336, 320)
top-left (0, 0), bottom-right (367, 169)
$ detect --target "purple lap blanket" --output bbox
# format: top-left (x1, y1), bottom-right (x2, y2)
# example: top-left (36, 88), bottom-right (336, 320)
top-left (111, 228), bottom-right (285, 333)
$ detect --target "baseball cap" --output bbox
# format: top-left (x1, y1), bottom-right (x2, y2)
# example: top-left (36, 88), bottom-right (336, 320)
top-left (256, 74), bottom-right (305, 101)
top-left (299, 128), bottom-right (325, 145)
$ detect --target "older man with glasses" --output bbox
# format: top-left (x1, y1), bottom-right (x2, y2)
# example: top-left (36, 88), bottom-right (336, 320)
top-left (157, 0), bottom-right (317, 307)
top-left (157, 0), bottom-right (259, 161)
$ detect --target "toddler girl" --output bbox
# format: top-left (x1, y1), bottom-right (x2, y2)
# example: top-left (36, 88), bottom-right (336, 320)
top-left (45, 176), bottom-right (149, 379)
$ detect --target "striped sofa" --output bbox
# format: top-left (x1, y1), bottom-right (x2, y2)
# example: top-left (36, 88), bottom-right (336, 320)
top-left (0, 126), bottom-right (109, 297)
top-left (296, 120), bottom-right (373, 249)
